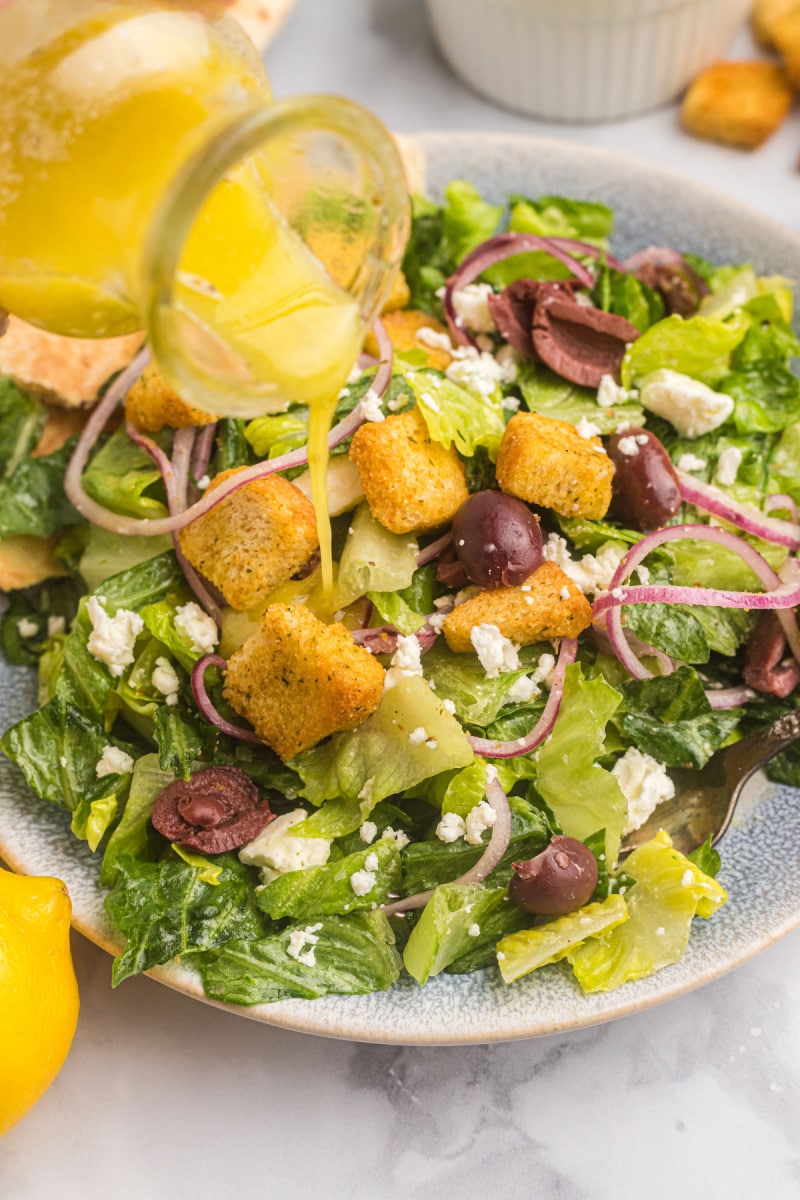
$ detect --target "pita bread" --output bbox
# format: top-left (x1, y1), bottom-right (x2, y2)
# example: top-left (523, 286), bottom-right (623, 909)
top-left (0, 535), bottom-right (68, 592)
top-left (228, 0), bottom-right (297, 50)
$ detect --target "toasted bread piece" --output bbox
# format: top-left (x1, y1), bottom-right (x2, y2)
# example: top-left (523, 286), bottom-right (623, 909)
top-left (223, 603), bottom-right (385, 759)
top-left (681, 61), bottom-right (794, 150)
top-left (442, 562), bottom-right (592, 653)
top-left (179, 469), bottom-right (319, 611)
top-left (496, 411), bottom-right (614, 520)
top-left (124, 363), bottom-right (214, 433)
top-left (0, 535), bottom-right (67, 591)
top-left (755, 0), bottom-right (800, 86)
top-left (32, 408), bottom-right (90, 458)
top-left (0, 317), bottom-right (143, 409)
top-left (349, 406), bottom-right (468, 534)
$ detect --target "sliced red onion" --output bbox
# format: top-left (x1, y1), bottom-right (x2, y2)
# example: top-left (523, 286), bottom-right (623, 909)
top-left (351, 624), bottom-right (439, 655)
top-left (468, 636), bottom-right (578, 759)
top-left (190, 422), bottom-right (217, 487)
top-left (191, 654), bottom-right (263, 744)
top-left (383, 772), bottom-right (513, 916)
top-left (705, 685), bottom-right (756, 710)
top-left (595, 524), bottom-right (800, 684)
top-left (677, 470), bottom-right (800, 550)
top-left (64, 324), bottom-right (392, 539)
top-left (444, 234), bottom-right (595, 347)
top-left (416, 531), bottom-right (452, 567)
top-left (765, 493), bottom-right (800, 523)
top-left (547, 237), bottom-right (626, 273)
top-left (776, 559), bottom-right (800, 667)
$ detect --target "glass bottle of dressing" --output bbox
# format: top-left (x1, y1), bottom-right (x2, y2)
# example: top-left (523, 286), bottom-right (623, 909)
top-left (0, 0), bottom-right (410, 589)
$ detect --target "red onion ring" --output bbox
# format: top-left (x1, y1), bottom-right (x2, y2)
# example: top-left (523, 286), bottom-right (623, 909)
top-left (382, 772), bottom-right (513, 916)
top-left (190, 654), bottom-right (263, 744)
top-left (189, 422), bottom-right (217, 488)
top-left (416, 531), bottom-right (452, 567)
top-left (705, 685), bottom-right (756, 710)
top-left (765, 493), bottom-right (800, 524)
top-left (677, 470), bottom-right (800, 550)
top-left (64, 324), bottom-right (392, 538)
top-left (467, 636), bottom-right (578, 759)
top-left (443, 234), bottom-right (595, 347)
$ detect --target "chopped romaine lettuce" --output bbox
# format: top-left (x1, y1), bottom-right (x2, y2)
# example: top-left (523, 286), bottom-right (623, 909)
top-left (497, 895), bottom-right (629, 984)
top-left (518, 363), bottom-right (644, 433)
top-left (403, 882), bottom-right (517, 984)
top-left (407, 369), bottom-right (506, 459)
top-left (335, 502), bottom-right (418, 608)
top-left (255, 837), bottom-right (401, 919)
top-left (621, 311), bottom-right (750, 389)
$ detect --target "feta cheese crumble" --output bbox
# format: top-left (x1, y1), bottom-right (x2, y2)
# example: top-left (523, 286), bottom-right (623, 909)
top-left (467, 923), bottom-right (481, 938)
top-left (359, 820), bottom-right (378, 845)
top-left (465, 800), bottom-right (497, 845)
top-left (359, 388), bottom-right (385, 422)
top-left (151, 656), bottom-right (180, 706)
top-left (542, 533), bottom-right (626, 596)
top-left (238, 809), bottom-right (331, 883)
top-left (95, 745), bottom-right (134, 778)
top-left (86, 596), bottom-right (143, 677)
top-left (470, 623), bottom-right (520, 677)
top-left (391, 633), bottom-right (423, 676)
top-left (416, 326), bottom-right (455, 352)
top-left (350, 852), bottom-right (379, 897)
top-left (16, 617), bottom-right (38, 638)
top-left (451, 283), bottom-right (496, 333)
top-left (575, 416), bottom-right (602, 439)
top-left (382, 826), bottom-right (410, 851)
top-left (715, 446), bottom-right (743, 487)
top-left (409, 726), bottom-right (428, 745)
top-left (677, 453), bottom-right (708, 473)
top-left (640, 369), bottom-right (734, 439)
top-left (616, 435), bottom-right (640, 457)
top-left (505, 674), bottom-right (539, 704)
top-left (436, 811), bottom-right (466, 843)
top-left (444, 345), bottom-right (516, 396)
top-left (287, 923), bottom-right (322, 968)
top-left (195, 474), bottom-right (210, 491)
top-left (47, 615), bottom-right (66, 637)
top-left (174, 602), bottom-right (218, 655)
top-left (596, 374), bottom-right (631, 408)
top-left (612, 747), bottom-right (675, 835)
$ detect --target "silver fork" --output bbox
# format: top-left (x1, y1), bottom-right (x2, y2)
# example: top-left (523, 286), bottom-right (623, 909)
top-left (621, 709), bottom-right (800, 858)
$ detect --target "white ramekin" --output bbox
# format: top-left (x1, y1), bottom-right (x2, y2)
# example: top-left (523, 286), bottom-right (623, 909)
top-left (424, 0), bottom-right (752, 122)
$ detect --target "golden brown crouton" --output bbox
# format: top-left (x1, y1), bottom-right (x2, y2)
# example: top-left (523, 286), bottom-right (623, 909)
top-left (178, 469), bottom-right (319, 611)
top-left (753, 0), bottom-right (800, 84)
top-left (753, 0), bottom-right (796, 46)
top-left (0, 317), bottom-right (143, 409)
top-left (681, 61), bottom-right (794, 150)
top-left (223, 603), bottom-right (385, 759)
top-left (363, 310), bottom-right (454, 371)
top-left (442, 562), bottom-right (592, 653)
top-left (0, 535), bottom-right (67, 591)
top-left (381, 270), bottom-right (412, 314)
top-left (124, 363), bottom-right (213, 433)
top-left (496, 411), bottom-right (614, 519)
top-left (349, 406), bottom-right (468, 534)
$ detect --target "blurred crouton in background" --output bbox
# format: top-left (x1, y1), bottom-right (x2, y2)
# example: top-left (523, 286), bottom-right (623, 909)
top-left (681, 60), bottom-right (794, 149)
top-left (753, 0), bottom-right (800, 84)
top-left (125, 363), bottom-right (213, 432)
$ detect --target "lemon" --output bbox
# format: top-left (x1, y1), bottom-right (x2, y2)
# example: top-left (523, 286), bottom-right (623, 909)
top-left (0, 865), bottom-right (80, 1137)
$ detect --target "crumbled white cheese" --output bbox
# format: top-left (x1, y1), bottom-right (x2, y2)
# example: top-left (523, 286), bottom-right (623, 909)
top-left (715, 446), bottom-right (743, 487)
top-left (174, 602), bottom-right (218, 655)
top-left (16, 617), bottom-right (38, 638)
top-left (350, 853), bottom-right (379, 896)
top-left (677, 453), bottom-right (708, 473)
top-left (426, 738), bottom-right (438, 750)
top-left (357, 777), bottom-right (375, 803)
top-left (559, 585), bottom-right (571, 600)
top-left (436, 811), bottom-right (466, 843)
top-left (59, 755), bottom-right (67, 769)
top-left (470, 623), bottom-right (520, 677)
top-left (465, 800), bottom-right (497, 845)
top-left (640, 369), bottom-right (734, 439)
top-left (238, 809), bottom-right (331, 883)
top-left (451, 283), bottom-right (496, 333)
top-left (95, 745), bottom-right (134, 778)
top-left (86, 596), bottom-right (143, 677)
top-left (612, 747), bottom-right (675, 835)
top-left (151, 656), bottom-right (180, 706)
top-left (505, 674), bottom-right (539, 704)
top-left (391, 633), bottom-right (423, 676)
top-left (382, 826), bottom-right (410, 851)
top-left (596, 374), bottom-right (630, 408)
top-left (359, 388), bottom-right (385, 422)
top-left (445, 345), bottom-right (516, 397)
top-left (616, 435), bottom-right (640, 457)
top-left (359, 820), bottom-right (378, 845)
top-left (47, 615), bottom-right (66, 637)
top-left (542, 533), bottom-right (626, 596)
top-left (575, 416), bottom-right (602, 440)
top-left (196, 474), bottom-right (210, 491)
top-left (409, 726), bottom-right (428, 745)
top-left (416, 325), bottom-right (455, 352)
top-left (467, 923), bottom-right (481, 938)
top-left (441, 697), bottom-right (457, 715)
top-left (287, 923), bottom-right (322, 967)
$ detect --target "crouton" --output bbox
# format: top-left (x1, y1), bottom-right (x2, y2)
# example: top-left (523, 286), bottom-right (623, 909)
top-left (223, 603), bottom-right (385, 759)
top-left (496, 411), bottom-right (614, 519)
top-left (363, 311), bottom-right (454, 371)
top-left (442, 561), bottom-right (592, 652)
top-left (0, 316), bottom-right (143, 409)
top-left (349, 406), bottom-right (468, 534)
top-left (0, 535), bottom-right (67, 591)
top-left (381, 270), bottom-right (412, 314)
top-left (178, 469), bottom-right (319, 611)
top-left (124, 362), bottom-right (213, 433)
top-left (681, 61), bottom-right (794, 150)
top-left (753, 0), bottom-right (800, 84)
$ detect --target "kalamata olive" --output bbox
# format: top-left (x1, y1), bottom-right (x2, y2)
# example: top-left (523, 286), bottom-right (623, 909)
top-left (152, 765), bottom-right (274, 853)
top-left (508, 836), bottom-right (598, 916)
top-left (452, 490), bottom-right (542, 589)
top-left (606, 427), bottom-right (681, 532)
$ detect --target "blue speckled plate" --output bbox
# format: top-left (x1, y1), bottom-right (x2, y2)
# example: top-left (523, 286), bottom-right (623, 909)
top-left (2, 133), bottom-right (800, 1045)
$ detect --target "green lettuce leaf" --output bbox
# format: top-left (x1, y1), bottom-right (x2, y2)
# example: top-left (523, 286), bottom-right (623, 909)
top-left (403, 882), bottom-right (519, 984)
top-left (497, 895), bottom-right (629, 984)
top-left (618, 666), bottom-right (740, 769)
top-left (154, 705), bottom-right (216, 780)
top-left (82, 429), bottom-right (167, 520)
top-left (0, 377), bottom-right (46, 475)
top-left (768, 423), bottom-right (800, 504)
top-left (196, 910), bottom-right (401, 1004)
top-left (485, 194), bottom-right (612, 288)
top-left (536, 664), bottom-right (627, 865)
top-left (566, 831), bottom-right (727, 992)
top-left (79, 525), bottom-right (173, 593)
top-left (100, 754), bottom-right (174, 885)
top-left (255, 837), bottom-right (401, 919)
top-left (0, 441), bottom-right (81, 538)
top-left (335, 502), bottom-right (418, 608)
top-left (518, 363), bottom-right (644, 433)
top-left (593, 265), bottom-right (664, 333)
top-left (621, 312), bottom-right (750, 388)
top-left (407, 369), bottom-right (506, 459)
top-left (105, 853), bottom-right (266, 985)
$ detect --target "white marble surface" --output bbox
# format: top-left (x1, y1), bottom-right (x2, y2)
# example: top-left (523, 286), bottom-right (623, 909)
top-left (2, 1), bottom-right (800, 1194)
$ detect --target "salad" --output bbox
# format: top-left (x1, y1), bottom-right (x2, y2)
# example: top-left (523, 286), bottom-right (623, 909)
top-left (1, 180), bottom-right (798, 1007)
